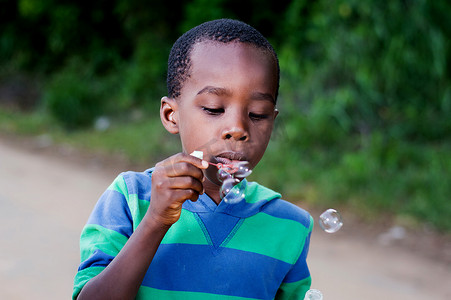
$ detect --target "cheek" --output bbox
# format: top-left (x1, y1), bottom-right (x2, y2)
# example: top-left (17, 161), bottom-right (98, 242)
top-left (178, 117), bottom-right (199, 152)
top-left (249, 125), bottom-right (274, 163)
top-left (252, 123), bottom-right (274, 145)
top-left (178, 117), bottom-right (218, 153)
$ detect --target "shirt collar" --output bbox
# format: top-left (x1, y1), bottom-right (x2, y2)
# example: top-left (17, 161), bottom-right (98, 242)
top-left (182, 179), bottom-right (281, 217)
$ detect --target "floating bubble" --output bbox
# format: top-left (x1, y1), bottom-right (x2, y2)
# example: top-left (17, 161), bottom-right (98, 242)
top-left (319, 208), bottom-right (343, 233)
top-left (304, 289), bottom-right (323, 300)
top-left (220, 178), bottom-right (245, 204)
top-left (232, 161), bottom-right (252, 179)
top-left (217, 168), bottom-right (233, 182)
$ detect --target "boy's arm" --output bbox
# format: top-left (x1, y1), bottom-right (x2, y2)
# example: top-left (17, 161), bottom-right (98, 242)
top-left (77, 215), bottom-right (169, 299)
top-left (76, 153), bottom-right (208, 300)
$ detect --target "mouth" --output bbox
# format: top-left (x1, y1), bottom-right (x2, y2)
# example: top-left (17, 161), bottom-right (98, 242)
top-left (213, 151), bottom-right (248, 165)
top-left (204, 151), bottom-right (251, 185)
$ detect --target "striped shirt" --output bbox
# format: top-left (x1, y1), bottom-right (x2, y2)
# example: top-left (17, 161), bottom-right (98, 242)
top-left (73, 169), bottom-right (313, 299)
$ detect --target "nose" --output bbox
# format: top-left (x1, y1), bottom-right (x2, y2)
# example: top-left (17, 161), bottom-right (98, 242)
top-left (221, 113), bottom-right (249, 142)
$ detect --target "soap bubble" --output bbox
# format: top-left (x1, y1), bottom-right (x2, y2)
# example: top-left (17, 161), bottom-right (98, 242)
top-left (304, 289), bottom-right (323, 300)
top-left (217, 168), bottom-right (233, 182)
top-left (220, 178), bottom-right (245, 204)
top-left (197, 157), bottom-right (253, 204)
top-left (319, 209), bottom-right (343, 233)
top-left (232, 161), bottom-right (252, 179)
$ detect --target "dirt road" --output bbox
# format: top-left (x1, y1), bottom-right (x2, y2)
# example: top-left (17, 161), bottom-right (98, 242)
top-left (0, 138), bottom-right (450, 299)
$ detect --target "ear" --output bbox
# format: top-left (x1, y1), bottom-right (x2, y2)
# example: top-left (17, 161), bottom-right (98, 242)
top-left (273, 108), bottom-right (279, 119)
top-left (160, 96), bottom-right (179, 134)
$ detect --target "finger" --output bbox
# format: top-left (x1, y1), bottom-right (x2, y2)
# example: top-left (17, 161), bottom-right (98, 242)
top-left (184, 152), bottom-right (209, 169)
top-left (160, 188), bottom-right (201, 204)
top-left (163, 160), bottom-right (205, 181)
top-left (164, 152), bottom-right (209, 170)
top-left (166, 176), bottom-right (204, 195)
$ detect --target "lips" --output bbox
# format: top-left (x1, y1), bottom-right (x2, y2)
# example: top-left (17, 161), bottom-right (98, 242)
top-left (214, 151), bottom-right (247, 165)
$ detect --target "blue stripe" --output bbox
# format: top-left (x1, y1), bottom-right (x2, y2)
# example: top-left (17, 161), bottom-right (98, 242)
top-left (87, 189), bottom-right (133, 238)
top-left (78, 249), bottom-right (113, 271)
top-left (142, 244), bottom-right (291, 299)
top-left (122, 170), bottom-right (152, 201)
top-left (261, 199), bottom-right (311, 228)
top-left (283, 230), bottom-right (311, 283)
top-left (196, 212), bottom-right (241, 248)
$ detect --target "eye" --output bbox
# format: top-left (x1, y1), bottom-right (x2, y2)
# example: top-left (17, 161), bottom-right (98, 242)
top-left (249, 112), bottom-right (270, 121)
top-left (202, 106), bottom-right (224, 115)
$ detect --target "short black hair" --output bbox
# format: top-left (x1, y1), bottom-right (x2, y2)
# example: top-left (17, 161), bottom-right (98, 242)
top-left (167, 19), bottom-right (280, 101)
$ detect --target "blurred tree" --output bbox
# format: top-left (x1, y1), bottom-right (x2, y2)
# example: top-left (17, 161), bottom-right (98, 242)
top-left (1, 0), bottom-right (133, 72)
top-left (1, 0), bottom-right (450, 139)
top-left (279, 0), bottom-right (451, 145)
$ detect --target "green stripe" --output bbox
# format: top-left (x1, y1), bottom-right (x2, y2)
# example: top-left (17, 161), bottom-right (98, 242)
top-left (105, 172), bottom-right (150, 231)
top-left (244, 181), bottom-right (281, 204)
top-left (80, 224), bottom-right (128, 260)
top-left (137, 286), bottom-right (257, 299)
top-left (126, 196), bottom-right (148, 230)
top-left (225, 213), bottom-right (308, 263)
top-left (72, 266), bottom-right (104, 299)
top-left (276, 277), bottom-right (311, 299)
top-left (161, 209), bottom-right (209, 245)
top-left (308, 215), bottom-right (314, 231)
top-left (220, 218), bottom-right (245, 247)
top-left (107, 174), bottom-right (128, 196)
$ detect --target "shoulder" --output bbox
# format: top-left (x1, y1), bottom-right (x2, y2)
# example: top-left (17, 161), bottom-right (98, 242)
top-left (260, 198), bottom-right (312, 230)
top-left (111, 168), bottom-right (154, 200)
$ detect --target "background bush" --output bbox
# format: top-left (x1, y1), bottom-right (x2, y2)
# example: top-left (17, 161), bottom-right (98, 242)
top-left (1, 0), bottom-right (450, 231)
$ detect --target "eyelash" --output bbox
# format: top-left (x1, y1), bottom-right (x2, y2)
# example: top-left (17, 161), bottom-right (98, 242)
top-left (202, 107), bottom-right (269, 120)
top-left (249, 113), bottom-right (269, 120)
top-left (202, 107), bottom-right (224, 115)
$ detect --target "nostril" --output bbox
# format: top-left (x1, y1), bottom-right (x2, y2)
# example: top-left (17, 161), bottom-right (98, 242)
top-left (223, 128), bottom-right (248, 141)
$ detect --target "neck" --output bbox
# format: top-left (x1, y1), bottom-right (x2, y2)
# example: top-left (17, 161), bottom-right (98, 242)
top-left (203, 179), bottom-right (221, 205)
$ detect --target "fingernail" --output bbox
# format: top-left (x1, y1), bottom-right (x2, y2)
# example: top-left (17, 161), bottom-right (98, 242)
top-left (202, 160), bottom-right (209, 168)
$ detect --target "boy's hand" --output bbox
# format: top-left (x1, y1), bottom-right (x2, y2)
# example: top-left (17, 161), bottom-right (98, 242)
top-left (146, 153), bottom-right (208, 227)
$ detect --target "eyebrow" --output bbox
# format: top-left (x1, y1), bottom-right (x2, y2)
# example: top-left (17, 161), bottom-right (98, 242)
top-left (250, 92), bottom-right (275, 104)
top-left (197, 86), bottom-right (231, 96)
top-left (197, 86), bottom-right (275, 104)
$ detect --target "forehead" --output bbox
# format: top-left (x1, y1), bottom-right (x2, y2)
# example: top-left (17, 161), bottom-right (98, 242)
top-left (186, 41), bottom-right (278, 96)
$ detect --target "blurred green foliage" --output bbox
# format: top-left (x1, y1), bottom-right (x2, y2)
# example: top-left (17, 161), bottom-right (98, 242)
top-left (279, 0), bottom-right (451, 142)
top-left (1, 0), bottom-right (450, 230)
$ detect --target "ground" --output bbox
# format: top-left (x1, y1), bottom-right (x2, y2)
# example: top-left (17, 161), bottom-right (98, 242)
top-left (0, 135), bottom-right (450, 299)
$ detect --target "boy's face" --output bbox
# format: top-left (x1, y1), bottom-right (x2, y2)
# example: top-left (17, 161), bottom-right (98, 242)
top-left (163, 41), bottom-right (278, 185)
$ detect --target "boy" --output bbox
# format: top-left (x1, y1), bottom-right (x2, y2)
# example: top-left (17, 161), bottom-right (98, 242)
top-left (73, 19), bottom-right (313, 299)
